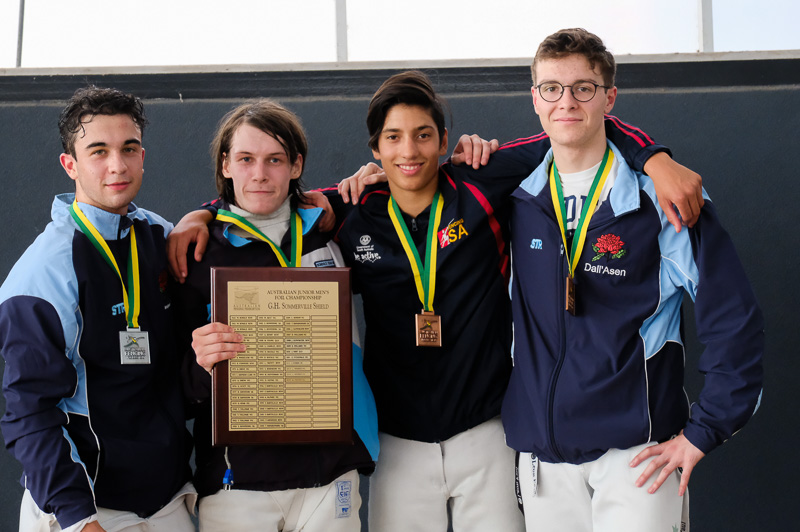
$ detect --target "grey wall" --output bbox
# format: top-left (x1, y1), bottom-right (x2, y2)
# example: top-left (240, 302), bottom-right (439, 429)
top-left (0, 61), bottom-right (796, 530)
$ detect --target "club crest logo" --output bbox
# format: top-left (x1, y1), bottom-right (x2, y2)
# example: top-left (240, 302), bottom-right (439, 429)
top-left (233, 286), bottom-right (260, 310)
top-left (591, 233), bottom-right (626, 261)
top-left (355, 234), bottom-right (381, 263)
top-left (438, 218), bottom-right (469, 249)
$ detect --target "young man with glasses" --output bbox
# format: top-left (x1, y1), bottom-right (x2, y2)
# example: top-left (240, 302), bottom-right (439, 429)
top-left (504, 28), bottom-right (763, 532)
top-left (166, 69), bottom-right (707, 530)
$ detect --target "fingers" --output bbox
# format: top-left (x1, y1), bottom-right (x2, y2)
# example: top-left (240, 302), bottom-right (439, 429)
top-left (452, 134), bottom-right (498, 168)
top-left (629, 443), bottom-right (657, 468)
top-left (339, 164), bottom-right (369, 203)
top-left (195, 347), bottom-right (243, 373)
top-left (317, 209), bottom-right (336, 232)
top-left (299, 190), bottom-right (323, 210)
top-left (646, 461), bottom-right (676, 494)
top-left (677, 465), bottom-right (693, 497)
top-left (337, 180), bottom-right (350, 204)
top-left (301, 191), bottom-right (335, 231)
top-left (451, 135), bottom-right (474, 166)
top-left (166, 233), bottom-right (190, 282)
top-left (631, 435), bottom-right (704, 495)
top-left (361, 170), bottom-right (386, 186)
top-left (480, 139), bottom-right (500, 166)
top-left (194, 228), bottom-right (209, 263)
top-left (660, 198), bottom-right (683, 234)
top-left (632, 444), bottom-right (671, 492)
top-left (467, 135), bottom-right (486, 169)
top-left (681, 190), bottom-right (704, 228)
top-left (338, 163), bottom-right (385, 204)
top-left (168, 211), bottom-right (213, 279)
top-left (191, 322), bottom-right (246, 373)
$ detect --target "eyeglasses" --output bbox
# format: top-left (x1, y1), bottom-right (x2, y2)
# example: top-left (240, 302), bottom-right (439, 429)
top-left (535, 81), bottom-right (610, 103)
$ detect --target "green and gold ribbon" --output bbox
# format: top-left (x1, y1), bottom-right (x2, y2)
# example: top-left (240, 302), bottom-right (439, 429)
top-left (388, 192), bottom-right (444, 312)
top-left (216, 208), bottom-right (302, 267)
top-left (549, 147), bottom-right (615, 278)
top-left (69, 201), bottom-right (141, 329)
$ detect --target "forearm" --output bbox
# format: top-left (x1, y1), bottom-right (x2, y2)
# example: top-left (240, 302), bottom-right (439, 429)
top-left (8, 431), bottom-right (97, 527)
top-left (669, 204), bottom-right (764, 454)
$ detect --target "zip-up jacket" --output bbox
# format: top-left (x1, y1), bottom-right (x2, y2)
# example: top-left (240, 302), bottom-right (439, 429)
top-left (174, 200), bottom-right (378, 497)
top-left (502, 142), bottom-right (764, 464)
top-left (0, 194), bottom-right (189, 528)
top-left (325, 118), bottom-right (667, 442)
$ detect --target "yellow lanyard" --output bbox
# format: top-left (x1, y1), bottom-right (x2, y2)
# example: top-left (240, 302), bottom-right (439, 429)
top-left (69, 201), bottom-right (141, 328)
top-left (388, 192), bottom-right (444, 312)
top-left (549, 148), bottom-right (614, 278)
top-left (216, 209), bottom-right (303, 267)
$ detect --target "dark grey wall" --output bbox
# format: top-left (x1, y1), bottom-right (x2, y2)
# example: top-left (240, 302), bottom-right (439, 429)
top-left (0, 61), bottom-right (796, 530)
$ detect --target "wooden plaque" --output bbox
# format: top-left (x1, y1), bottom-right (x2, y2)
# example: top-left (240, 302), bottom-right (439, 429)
top-left (210, 267), bottom-right (353, 446)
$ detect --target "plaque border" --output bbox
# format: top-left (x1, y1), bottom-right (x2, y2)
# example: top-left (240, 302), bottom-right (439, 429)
top-left (210, 267), bottom-right (353, 446)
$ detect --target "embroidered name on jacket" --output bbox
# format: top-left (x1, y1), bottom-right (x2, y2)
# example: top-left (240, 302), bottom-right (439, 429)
top-left (354, 234), bottom-right (382, 263)
top-left (583, 233), bottom-right (627, 276)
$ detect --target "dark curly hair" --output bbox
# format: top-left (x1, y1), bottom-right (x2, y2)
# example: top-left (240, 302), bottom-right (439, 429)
top-left (58, 86), bottom-right (147, 157)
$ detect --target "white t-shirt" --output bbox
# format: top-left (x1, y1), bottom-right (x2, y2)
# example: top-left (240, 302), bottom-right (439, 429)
top-left (228, 197), bottom-right (291, 242)
top-left (558, 155), bottom-right (620, 236)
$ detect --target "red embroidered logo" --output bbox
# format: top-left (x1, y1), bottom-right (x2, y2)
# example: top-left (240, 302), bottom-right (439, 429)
top-left (592, 233), bottom-right (626, 261)
top-left (438, 226), bottom-right (450, 248)
top-left (438, 219), bottom-right (469, 249)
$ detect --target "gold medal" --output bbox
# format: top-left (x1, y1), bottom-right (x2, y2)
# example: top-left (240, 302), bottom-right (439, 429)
top-left (415, 310), bottom-right (442, 347)
top-left (565, 277), bottom-right (576, 316)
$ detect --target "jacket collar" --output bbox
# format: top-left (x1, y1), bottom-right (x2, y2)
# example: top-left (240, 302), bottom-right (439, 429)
top-left (515, 139), bottom-right (641, 219)
top-left (216, 198), bottom-right (323, 248)
top-left (55, 193), bottom-right (138, 240)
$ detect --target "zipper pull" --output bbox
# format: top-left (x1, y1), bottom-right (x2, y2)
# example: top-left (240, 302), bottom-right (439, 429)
top-left (411, 217), bottom-right (418, 232)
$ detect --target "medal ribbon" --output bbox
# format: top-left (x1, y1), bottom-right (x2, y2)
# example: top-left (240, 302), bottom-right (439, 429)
top-left (216, 208), bottom-right (302, 267)
top-left (549, 147), bottom-right (615, 278)
top-left (388, 192), bottom-right (444, 312)
top-left (69, 201), bottom-right (141, 329)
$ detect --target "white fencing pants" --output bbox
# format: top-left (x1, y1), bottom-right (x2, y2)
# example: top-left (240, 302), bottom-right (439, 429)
top-left (517, 443), bottom-right (689, 532)
top-left (368, 417), bottom-right (524, 532)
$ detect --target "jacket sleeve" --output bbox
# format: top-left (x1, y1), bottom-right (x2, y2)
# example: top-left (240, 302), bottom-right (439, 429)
top-left (319, 183), bottom-right (358, 235)
top-left (0, 296), bottom-right (97, 528)
top-left (660, 200), bottom-right (764, 455)
top-left (603, 115), bottom-right (670, 173)
top-left (445, 114), bottom-right (670, 203)
top-left (171, 260), bottom-right (213, 405)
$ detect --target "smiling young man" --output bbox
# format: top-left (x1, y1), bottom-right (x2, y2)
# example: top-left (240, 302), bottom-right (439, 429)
top-left (503, 29), bottom-right (764, 532)
top-left (166, 69), bottom-right (707, 530)
top-left (326, 71), bottom-right (710, 531)
top-left (0, 87), bottom-right (195, 532)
